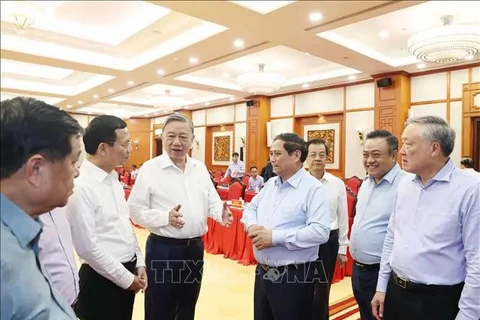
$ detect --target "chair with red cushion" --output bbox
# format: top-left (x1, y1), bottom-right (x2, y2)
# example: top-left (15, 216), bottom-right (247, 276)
top-left (242, 174), bottom-right (250, 186)
top-left (213, 170), bottom-right (223, 182)
top-left (227, 181), bottom-right (246, 200)
top-left (121, 171), bottom-right (131, 185)
top-left (345, 176), bottom-right (363, 194)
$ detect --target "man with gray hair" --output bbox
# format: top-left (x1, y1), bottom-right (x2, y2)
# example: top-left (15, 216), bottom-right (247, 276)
top-left (372, 116), bottom-right (480, 320)
top-left (128, 113), bottom-right (233, 320)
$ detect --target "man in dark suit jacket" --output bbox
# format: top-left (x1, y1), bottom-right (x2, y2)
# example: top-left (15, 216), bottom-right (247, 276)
top-left (260, 161), bottom-right (276, 182)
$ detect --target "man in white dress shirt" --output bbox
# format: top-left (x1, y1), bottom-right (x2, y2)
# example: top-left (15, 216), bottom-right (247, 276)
top-left (306, 139), bottom-right (349, 320)
top-left (66, 115), bottom-right (147, 320)
top-left (128, 113), bottom-right (233, 320)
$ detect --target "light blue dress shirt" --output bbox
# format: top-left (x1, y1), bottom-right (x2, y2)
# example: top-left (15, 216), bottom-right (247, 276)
top-left (241, 168), bottom-right (330, 266)
top-left (350, 163), bottom-right (407, 264)
top-left (225, 160), bottom-right (245, 179)
top-left (1, 194), bottom-right (76, 320)
top-left (377, 159), bottom-right (480, 320)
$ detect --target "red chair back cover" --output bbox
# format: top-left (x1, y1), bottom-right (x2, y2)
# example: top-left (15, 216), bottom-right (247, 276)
top-left (345, 176), bottom-right (363, 194)
top-left (122, 171), bottom-right (131, 185)
top-left (242, 174), bottom-right (250, 186)
top-left (214, 170), bottom-right (223, 180)
top-left (227, 181), bottom-right (246, 200)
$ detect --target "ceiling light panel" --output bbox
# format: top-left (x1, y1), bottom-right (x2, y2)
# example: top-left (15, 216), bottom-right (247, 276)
top-left (230, 1), bottom-right (295, 15)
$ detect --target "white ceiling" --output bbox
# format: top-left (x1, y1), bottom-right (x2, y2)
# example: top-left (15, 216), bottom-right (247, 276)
top-left (1, 1), bottom-right (478, 118)
top-left (317, 1), bottom-right (480, 67)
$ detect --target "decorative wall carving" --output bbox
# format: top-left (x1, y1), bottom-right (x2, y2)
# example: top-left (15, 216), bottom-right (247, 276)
top-left (212, 131), bottom-right (233, 165)
top-left (379, 106), bottom-right (396, 134)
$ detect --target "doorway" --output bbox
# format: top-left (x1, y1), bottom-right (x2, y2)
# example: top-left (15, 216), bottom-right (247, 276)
top-left (473, 117), bottom-right (480, 171)
top-left (155, 138), bottom-right (163, 157)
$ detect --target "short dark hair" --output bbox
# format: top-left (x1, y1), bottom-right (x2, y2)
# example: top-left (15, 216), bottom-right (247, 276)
top-left (273, 133), bottom-right (307, 162)
top-left (1, 97), bottom-right (83, 179)
top-left (250, 166), bottom-right (258, 171)
top-left (306, 138), bottom-right (329, 156)
top-left (460, 157), bottom-right (474, 168)
top-left (365, 130), bottom-right (398, 154)
top-left (232, 152), bottom-right (239, 157)
top-left (83, 115), bottom-right (127, 155)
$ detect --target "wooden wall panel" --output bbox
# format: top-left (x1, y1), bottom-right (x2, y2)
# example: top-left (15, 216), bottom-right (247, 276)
top-left (246, 97), bottom-right (270, 170)
top-left (125, 118), bottom-right (151, 168)
top-left (374, 73), bottom-right (411, 142)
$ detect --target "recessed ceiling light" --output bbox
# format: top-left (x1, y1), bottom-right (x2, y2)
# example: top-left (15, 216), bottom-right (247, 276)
top-left (234, 39), bottom-right (244, 48)
top-left (174, 58), bottom-right (178, 61)
top-left (379, 30), bottom-right (389, 39)
top-left (108, 88), bottom-right (115, 93)
top-left (93, 94), bottom-right (99, 99)
top-left (205, 102), bottom-right (210, 105)
top-left (189, 57), bottom-right (198, 64)
top-left (223, 72), bottom-right (230, 77)
top-left (348, 75), bottom-right (357, 80)
top-left (465, 55), bottom-right (474, 60)
top-left (302, 83), bottom-right (310, 88)
top-left (305, 52), bottom-right (311, 56)
top-left (229, 97), bottom-right (235, 101)
top-left (309, 12), bottom-right (323, 22)
top-left (66, 104), bottom-right (72, 109)
top-left (416, 63), bottom-right (426, 69)
top-left (127, 80), bottom-right (135, 86)
top-left (183, 106), bottom-right (190, 109)
top-left (77, 101), bottom-right (83, 105)
top-left (156, 69), bottom-right (165, 75)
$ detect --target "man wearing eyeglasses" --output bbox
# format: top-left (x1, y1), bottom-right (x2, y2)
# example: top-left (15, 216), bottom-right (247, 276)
top-left (66, 115), bottom-right (147, 320)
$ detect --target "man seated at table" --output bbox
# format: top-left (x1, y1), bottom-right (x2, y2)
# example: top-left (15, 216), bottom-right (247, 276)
top-left (248, 166), bottom-right (264, 192)
top-left (224, 152), bottom-right (245, 181)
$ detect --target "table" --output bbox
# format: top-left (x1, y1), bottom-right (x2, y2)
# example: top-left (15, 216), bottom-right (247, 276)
top-left (203, 206), bottom-right (256, 266)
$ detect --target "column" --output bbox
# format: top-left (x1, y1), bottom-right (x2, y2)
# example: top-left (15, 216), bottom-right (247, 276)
top-left (245, 96), bottom-right (271, 169)
top-left (373, 72), bottom-right (411, 141)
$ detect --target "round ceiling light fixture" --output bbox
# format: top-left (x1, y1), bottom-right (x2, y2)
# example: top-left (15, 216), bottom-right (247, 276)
top-left (236, 63), bottom-right (285, 94)
top-left (407, 15), bottom-right (480, 64)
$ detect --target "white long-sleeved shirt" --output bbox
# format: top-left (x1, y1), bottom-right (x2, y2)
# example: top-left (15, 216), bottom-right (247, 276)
top-left (128, 154), bottom-right (224, 238)
top-left (66, 160), bottom-right (145, 290)
top-left (317, 171), bottom-right (349, 255)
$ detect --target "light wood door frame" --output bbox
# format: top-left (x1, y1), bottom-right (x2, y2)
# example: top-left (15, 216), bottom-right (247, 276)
top-left (462, 82), bottom-right (480, 158)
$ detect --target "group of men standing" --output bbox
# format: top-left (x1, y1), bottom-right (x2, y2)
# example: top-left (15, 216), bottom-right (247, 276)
top-left (1, 96), bottom-right (479, 320)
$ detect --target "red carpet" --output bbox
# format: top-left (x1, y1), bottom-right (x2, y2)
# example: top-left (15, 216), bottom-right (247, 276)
top-left (329, 295), bottom-right (360, 320)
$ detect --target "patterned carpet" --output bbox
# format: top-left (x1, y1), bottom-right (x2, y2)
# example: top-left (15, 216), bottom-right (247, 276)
top-left (330, 295), bottom-right (360, 320)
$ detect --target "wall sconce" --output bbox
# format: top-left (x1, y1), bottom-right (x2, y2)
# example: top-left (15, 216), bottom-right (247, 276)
top-left (133, 139), bottom-right (139, 150)
top-left (357, 130), bottom-right (364, 145)
top-left (357, 128), bottom-right (370, 145)
top-left (195, 139), bottom-right (200, 149)
top-left (220, 125), bottom-right (226, 132)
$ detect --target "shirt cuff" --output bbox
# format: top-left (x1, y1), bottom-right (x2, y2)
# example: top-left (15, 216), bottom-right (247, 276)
top-left (272, 229), bottom-right (287, 247)
top-left (338, 245), bottom-right (348, 255)
top-left (118, 270), bottom-right (135, 290)
top-left (376, 275), bottom-right (390, 293)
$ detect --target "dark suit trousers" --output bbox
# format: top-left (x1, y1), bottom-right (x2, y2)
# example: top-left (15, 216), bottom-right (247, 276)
top-left (351, 262), bottom-right (379, 320)
top-left (75, 256), bottom-right (137, 320)
top-left (312, 229), bottom-right (339, 320)
top-left (384, 274), bottom-right (463, 320)
top-left (145, 234), bottom-right (204, 320)
top-left (254, 262), bottom-right (316, 320)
